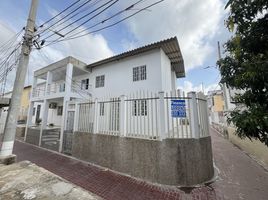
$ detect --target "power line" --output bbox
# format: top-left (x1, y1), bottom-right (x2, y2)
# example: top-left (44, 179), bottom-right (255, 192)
top-left (41, 0), bottom-right (118, 41)
top-left (38, 0), bottom-right (82, 28)
top-left (43, 0), bottom-right (164, 47)
top-left (37, 0), bottom-right (94, 36)
top-left (0, 28), bottom-right (23, 50)
top-left (52, 0), bottom-right (145, 41)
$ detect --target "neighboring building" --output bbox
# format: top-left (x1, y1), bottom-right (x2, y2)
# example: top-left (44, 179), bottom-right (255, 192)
top-left (207, 90), bottom-right (225, 125)
top-left (0, 86), bottom-right (31, 134)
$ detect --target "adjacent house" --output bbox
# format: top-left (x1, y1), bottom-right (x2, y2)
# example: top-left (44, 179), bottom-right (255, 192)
top-left (207, 90), bottom-right (225, 125)
top-left (0, 85), bottom-right (31, 134)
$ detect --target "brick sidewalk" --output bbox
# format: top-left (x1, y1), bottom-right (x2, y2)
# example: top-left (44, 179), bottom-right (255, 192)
top-left (13, 140), bottom-right (219, 200)
top-left (10, 127), bottom-right (268, 200)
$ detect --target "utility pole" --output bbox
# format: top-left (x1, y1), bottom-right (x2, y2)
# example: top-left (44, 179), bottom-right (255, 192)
top-left (0, 0), bottom-right (39, 161)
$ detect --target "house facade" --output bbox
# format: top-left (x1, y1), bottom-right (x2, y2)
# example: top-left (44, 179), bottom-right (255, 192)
top-left (26, 37), bottom-right (184, 140)
top-left (24, 37), bottom-right (215, 186)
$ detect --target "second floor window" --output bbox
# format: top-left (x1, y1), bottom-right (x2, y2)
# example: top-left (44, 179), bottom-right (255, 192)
top-left (133, 65), bottom-right (146, 81)
top-left (95, 75), bottom-right (105, 88)
top-left (81, 78), bottom-right (89, 90)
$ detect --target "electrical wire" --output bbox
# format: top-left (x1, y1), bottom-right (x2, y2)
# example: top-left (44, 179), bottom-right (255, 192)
top-left (38, 0), bottom-right (82, 28)
top-left (42, 0), bottom-right (164, 47)
top-left (37, 0), bottom-right (94, 36)
top-left (42, 0), bottom-right (118, 41)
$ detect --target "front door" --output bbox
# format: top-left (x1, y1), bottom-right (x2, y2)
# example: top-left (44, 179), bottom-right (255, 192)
top-left (35, 105), bottom-right (41, 124)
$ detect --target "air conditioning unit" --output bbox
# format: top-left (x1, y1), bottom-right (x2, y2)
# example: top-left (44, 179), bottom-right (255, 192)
top-left (49, 103), bottom-right (57, 109)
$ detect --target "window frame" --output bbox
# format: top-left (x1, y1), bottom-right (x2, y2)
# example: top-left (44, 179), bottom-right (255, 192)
top-left (133, 65), bottom-right (146, 82)
top-left (95, 75), bottom-right (105, 88)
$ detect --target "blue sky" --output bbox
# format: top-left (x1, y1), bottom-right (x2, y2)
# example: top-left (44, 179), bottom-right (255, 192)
top-left (0, 0), bottom-right (231, 93)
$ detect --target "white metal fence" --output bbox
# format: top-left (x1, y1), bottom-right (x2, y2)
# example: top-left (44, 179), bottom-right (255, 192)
top-left (71, 91), bottom-right (210, 140)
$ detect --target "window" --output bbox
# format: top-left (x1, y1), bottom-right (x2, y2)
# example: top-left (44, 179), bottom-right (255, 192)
top-left (57, 106), bottom-right (63, 116)
top-left (81, 78), bottom-right (89, 90)
top-left (132, 100), bottom-right (147, 116)
top-left (133, 65), bottom-right (146, 82)
top-left (59, 83), bottom-right (65, 92)
top-left (32, 107), bottom-right (36, 115)
top-left (95, 75), bottom-right (105, 88)
top-left (99, 102), bottom-right (104, 116)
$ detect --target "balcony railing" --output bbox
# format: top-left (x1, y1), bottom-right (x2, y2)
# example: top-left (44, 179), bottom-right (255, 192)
top-left (32, 84), bottom-right (46, 98)
top-left (32, 81), bottom-right (92, 99)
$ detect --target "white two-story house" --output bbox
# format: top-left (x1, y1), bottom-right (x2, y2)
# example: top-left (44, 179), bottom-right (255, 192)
top-left (25, 37), bottom-right (185, 150)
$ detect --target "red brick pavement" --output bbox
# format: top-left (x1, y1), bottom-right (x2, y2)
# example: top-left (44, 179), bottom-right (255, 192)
top-left (13, 140), bottom-right (220, 200)
top-left (2, 128), bottom-right (267, 199)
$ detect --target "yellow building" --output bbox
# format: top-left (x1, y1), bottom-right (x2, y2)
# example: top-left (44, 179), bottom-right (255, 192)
top-left (3, 85), bottom-right (32, 120)
top-left (212, 92), bottom-right (224, 112)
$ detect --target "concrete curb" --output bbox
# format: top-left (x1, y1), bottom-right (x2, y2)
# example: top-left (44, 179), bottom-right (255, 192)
top-left (16, 139), bottom-right (217, 190)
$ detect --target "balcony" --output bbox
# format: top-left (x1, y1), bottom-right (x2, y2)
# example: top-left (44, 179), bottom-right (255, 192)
top-left (31, 81), bottom-right (92, 101)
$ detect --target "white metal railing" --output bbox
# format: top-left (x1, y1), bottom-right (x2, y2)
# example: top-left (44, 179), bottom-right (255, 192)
top-left (73, 91), bottom-right (210, 140)
top-left (32, 84), bottom-right (46, 98)
top-left (47, 82), bottom-right (65, 95)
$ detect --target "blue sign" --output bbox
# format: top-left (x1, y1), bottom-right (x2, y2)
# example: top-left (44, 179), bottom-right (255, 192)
top-left (171, 100), bottom-right (186, 118)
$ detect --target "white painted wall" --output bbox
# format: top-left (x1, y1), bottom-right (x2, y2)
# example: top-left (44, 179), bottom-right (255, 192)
top-left (73, 49), bottom-right (166, 98)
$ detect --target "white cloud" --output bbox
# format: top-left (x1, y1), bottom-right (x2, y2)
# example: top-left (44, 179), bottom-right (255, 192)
top-left (124, 0), bottom-right (225, 71)
top-left (0, 9), bottom-right (114, 92)
top-left (178, 80), bottom-right (221, 95)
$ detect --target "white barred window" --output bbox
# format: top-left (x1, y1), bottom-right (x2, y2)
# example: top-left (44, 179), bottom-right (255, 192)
top-left (133, 65), bottom-right (146, 81)
top-left (95, 75), bottom-right (105, 88)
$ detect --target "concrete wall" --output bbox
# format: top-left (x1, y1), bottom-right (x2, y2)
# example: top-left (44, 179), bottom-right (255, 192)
top-left (25, 128), bottom-right (40, 146)
top-left (72, 132), bottom-right (214, 186)
top-left (228, 127), bottom-right (268, 169)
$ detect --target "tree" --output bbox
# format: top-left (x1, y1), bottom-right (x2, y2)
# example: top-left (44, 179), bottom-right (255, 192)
top-left (218, 0), bottom-right (268, 145)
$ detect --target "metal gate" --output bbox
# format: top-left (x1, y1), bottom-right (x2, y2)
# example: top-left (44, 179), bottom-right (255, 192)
top-left (66, 111), bottom-right (75, 131)
top-left (63, 111), bottom-right (75, 155)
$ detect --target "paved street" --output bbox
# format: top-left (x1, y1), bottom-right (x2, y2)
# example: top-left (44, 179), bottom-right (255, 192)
top-left (9, 128), bottom-right (268, 200)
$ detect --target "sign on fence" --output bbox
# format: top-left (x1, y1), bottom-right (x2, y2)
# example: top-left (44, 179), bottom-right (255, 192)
top-left (171, 100), bottom-right (186, 118)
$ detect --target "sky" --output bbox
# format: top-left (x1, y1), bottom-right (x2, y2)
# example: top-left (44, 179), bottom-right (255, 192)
top-left (0, 0), bottom-right (231, 94)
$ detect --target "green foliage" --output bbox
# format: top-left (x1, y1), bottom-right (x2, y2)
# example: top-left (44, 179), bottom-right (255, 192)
top-left (218, 0), bottom-right (268, 145)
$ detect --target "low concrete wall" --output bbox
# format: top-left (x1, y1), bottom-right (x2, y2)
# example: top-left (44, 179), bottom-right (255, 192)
top-left (25, 128), bottom-right (40, 146)
top-left (72, 132), bottom-right (214, 186)
top-left (16, 126), bottom-right (26, 140)
top-left (228, 127), bottom-right (268, 169)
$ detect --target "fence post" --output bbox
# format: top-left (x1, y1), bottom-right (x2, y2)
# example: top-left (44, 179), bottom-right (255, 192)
top-left (73, 102), bottom-right (80, 132)
top-left (158, 91), bottom-right (167, 140)
top-left (93, 98), bottom-right (99, 134)
top-left (119, 95), bottom-right (127, 137)
top-left (188, 92), bottom-right (200, 138)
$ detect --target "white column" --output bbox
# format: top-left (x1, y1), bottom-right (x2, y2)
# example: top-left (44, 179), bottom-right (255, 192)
top-left (73, 102), bottom-right (80, 132)
top-left (119, 95), bottom-right (127, 137)
top-left (158, 91), bottom-right (166, 140)
top-left (93, 98), bottom-right (99, 134)
top-left (31, 76), bottom-right (37, 98)
top-left (188, 92), bottom-right (200, 138)
top-left (65, 63), bottom-right (73, 94)
top-left (39, 99), bottom-right (48, 146)
top-left (59, 99), bottom-right (68, 152)
top-left (24, 101), bottom-right (34, 141)
top-left (45, 71), bottom-right (52, 96)
top-left (59, 63), bottom-right (73, 152)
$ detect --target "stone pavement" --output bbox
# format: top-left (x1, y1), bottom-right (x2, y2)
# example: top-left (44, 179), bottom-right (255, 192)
top-left (210, 128), bottom-right (268, 200)
top-left (7, 127), bottom-right (268, 200)
top-left (0, 161), bottom-right (101, 200)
